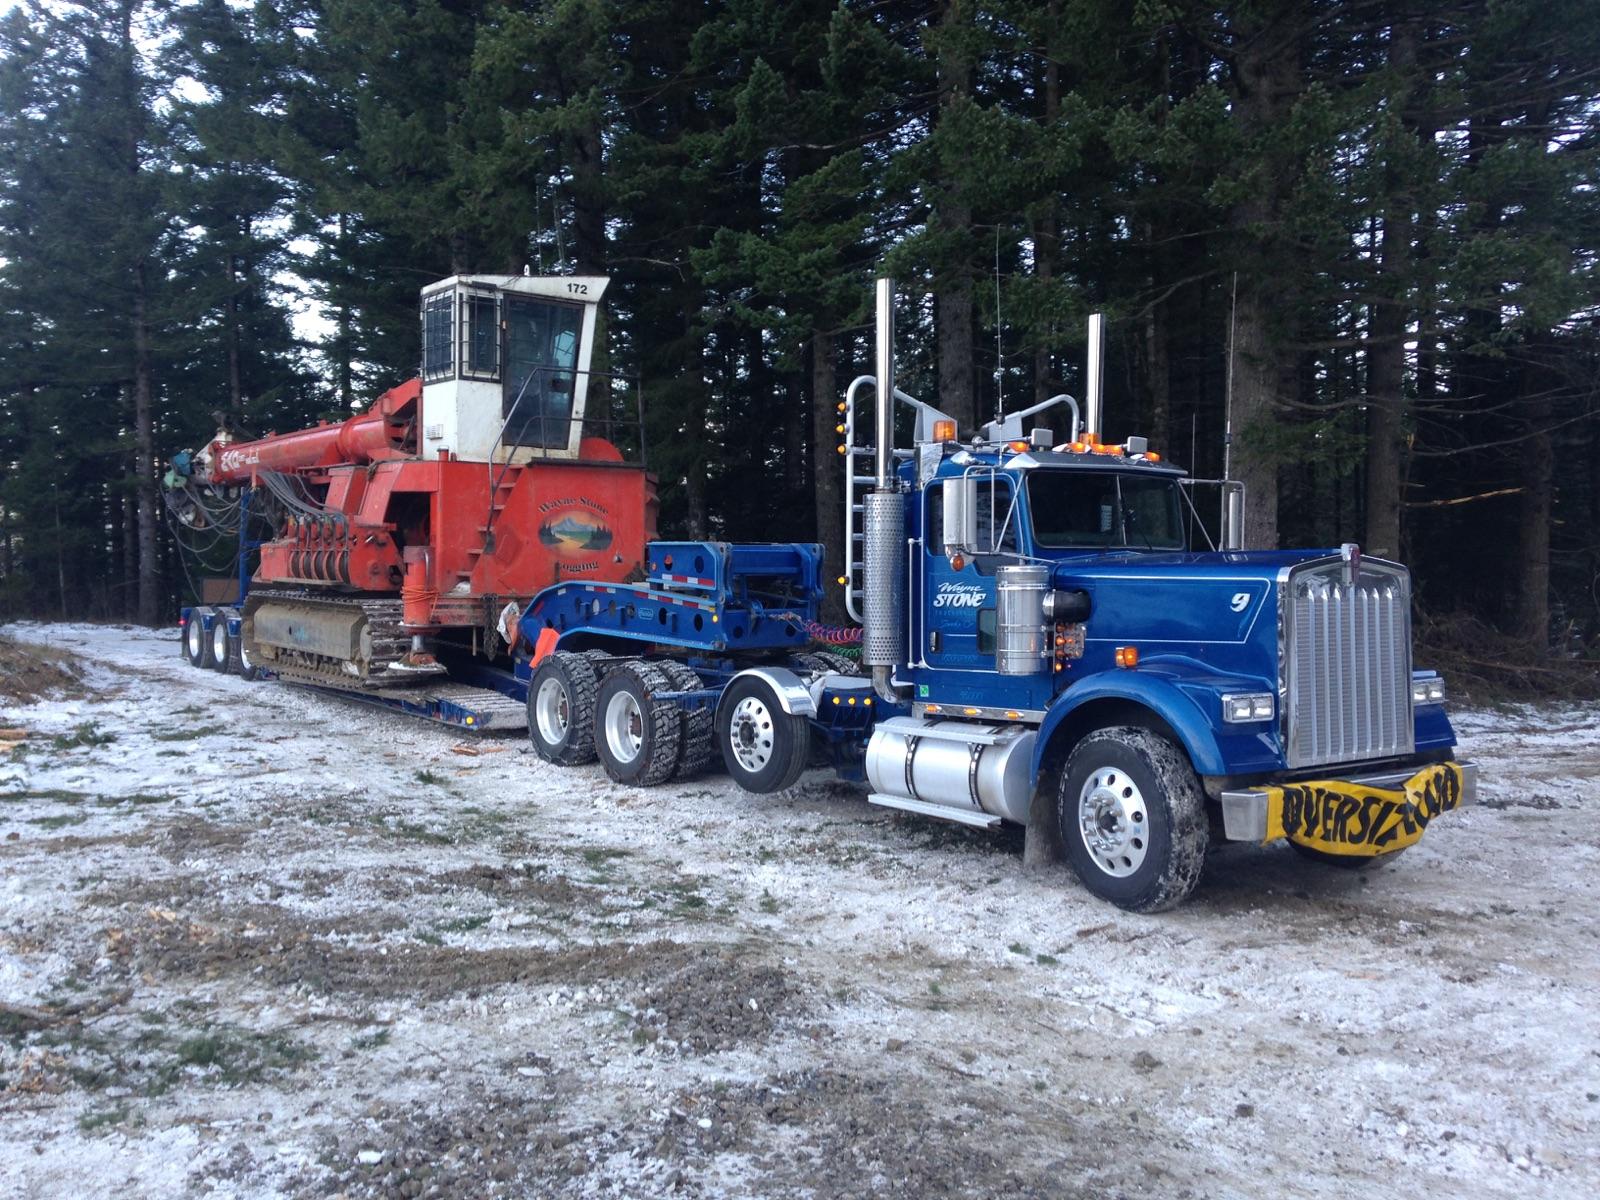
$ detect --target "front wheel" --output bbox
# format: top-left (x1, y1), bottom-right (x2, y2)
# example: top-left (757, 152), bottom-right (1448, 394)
top-left (1058, 727), bottom-right (1209, 913)
top-left (717, 676), bottom-right (811, 795)
top-left (527, 651), bottom-right (600, 766)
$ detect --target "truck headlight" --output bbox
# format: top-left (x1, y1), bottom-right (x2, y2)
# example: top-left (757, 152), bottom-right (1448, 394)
top-left (1412, 675), bottom-right (1446, 705)
top-left (1222, 693), bottom-right (1274, 723)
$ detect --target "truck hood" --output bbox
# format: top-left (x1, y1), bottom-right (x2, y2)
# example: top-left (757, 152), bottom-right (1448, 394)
top-left (1047, 549), bottom-right (1340, 679)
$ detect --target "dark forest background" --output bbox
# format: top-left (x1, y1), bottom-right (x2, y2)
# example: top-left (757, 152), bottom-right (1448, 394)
top-left (1, 1), bottom-right (1597, 667)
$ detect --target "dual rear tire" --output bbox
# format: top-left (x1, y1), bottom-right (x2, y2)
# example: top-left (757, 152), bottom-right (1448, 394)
top-left (528, 654), bottom-right (716, 786)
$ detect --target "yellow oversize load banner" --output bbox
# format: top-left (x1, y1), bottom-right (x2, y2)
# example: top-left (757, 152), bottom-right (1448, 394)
top-left (1262, 762), bottom-right (1466, 857)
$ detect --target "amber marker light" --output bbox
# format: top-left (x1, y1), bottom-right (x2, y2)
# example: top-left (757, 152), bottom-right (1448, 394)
top-left (1146, 451), bottom-right (1162, 462)
top-left (1007, 440), bottom-right (1029, 453)
top-left (1115, 646), bottom-right (1140, 668)
top-left (933, 419), bottom-right (957, 442)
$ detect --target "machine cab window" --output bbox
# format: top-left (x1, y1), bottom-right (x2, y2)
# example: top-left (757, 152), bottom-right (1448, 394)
top-left (417, 274), bottom-right (608, 463)
top-left (502, 296), bottom-right (582, 450)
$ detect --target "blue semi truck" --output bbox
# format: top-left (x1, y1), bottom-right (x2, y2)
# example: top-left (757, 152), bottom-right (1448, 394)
top-left (174, 277), bottom-right (1475, 911)
top-left (512, 279), bottom-right (1475, 911)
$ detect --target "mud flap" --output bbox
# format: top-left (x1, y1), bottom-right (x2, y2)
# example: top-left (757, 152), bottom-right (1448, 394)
top-left (1023, 784), bottom-right (1065, 870)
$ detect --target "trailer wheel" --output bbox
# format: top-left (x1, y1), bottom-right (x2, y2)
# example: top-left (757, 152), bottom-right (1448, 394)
top-left (792, 650), bottom-right (861, 678)
top-left (228, 628), bottom-right (259, 681)
top-left (1057, 726), bottom-right (1208, 913)
top-left (210, 619), bottom-right (233, 673)
top-left (186, 609), bottom-right (215, 668)
top-left (528, 651), bottom-right (600, 766)
top-left (658, 660), bottom-right (716, 779)
top-left (717, 675), bottom-right (811, 795)
top-left (594, 660), bottom-right (682, 787)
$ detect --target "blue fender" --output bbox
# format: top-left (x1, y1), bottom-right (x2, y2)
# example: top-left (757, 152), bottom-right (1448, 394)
top-left (1030, 670), bottom-right (1242, 781)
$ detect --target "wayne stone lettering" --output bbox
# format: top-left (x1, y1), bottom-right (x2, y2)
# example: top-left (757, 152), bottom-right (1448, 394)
top-left (1280, 767), bottom-right (1462, 849)
top-left (933, 582), bottom-right (985, 609)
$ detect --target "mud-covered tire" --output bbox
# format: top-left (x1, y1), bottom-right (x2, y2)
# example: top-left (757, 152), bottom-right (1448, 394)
top-left (594, 660), bottom-right (682, 787)
top-left (186, 609), bottom-right (215, 668)
top-left (1058, 726), bottom-right (1208, 913)
top-left (228, 630), bottom-right (259, 681)
top-left (718, 675), bottom-right (811, 795)
top-left (210, 619), bottom-right (233, 673)
top-left (657, 660), bottom-right (716, 780)
top-left (528, 651), bottom-right (601, 766)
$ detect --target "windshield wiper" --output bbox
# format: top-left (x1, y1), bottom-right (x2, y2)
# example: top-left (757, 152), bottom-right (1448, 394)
top-left (1118, 480), bottom-right (1155, 551)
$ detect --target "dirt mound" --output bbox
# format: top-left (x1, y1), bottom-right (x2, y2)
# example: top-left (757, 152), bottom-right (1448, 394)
top-left (0, 633), bottom-right (85, 703)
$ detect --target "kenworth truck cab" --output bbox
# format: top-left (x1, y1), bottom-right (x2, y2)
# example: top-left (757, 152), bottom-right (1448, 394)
top-left (714, 279), bottom-right (1475, 911)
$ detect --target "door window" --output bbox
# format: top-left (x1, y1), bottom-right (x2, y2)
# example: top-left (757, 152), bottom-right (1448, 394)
top-left (503, 297), bottom-right (582, 449)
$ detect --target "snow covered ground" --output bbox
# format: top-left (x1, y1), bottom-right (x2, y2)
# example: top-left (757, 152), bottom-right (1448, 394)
top-left (0, 622), bottom-right (1596, 1199)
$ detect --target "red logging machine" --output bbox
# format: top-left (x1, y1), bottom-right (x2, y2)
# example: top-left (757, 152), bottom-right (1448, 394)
top-left (169, 274), bottom-right (657, 687)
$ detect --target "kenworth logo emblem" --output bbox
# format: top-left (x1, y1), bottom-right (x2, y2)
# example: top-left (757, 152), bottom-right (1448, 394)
top-left (932, 581), bottom-right (986, 609)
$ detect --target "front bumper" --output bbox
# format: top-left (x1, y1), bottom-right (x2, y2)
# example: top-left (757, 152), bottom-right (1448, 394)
top-left (1219, 760), bottom-right (1477, 856)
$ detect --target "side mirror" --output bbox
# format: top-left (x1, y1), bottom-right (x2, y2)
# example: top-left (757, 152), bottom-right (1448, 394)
top-left (941, 476), bottom-right (978, 559)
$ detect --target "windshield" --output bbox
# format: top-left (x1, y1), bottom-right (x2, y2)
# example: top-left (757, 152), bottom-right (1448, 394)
top-left (1026, 471), bottom-right (1185, 550)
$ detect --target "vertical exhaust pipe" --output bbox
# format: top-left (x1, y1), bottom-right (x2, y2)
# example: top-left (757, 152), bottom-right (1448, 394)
top-left (1084, 312), bottom-right (1104, 439)
top-left (874, 277), bottom-right (896, 488)
top-left (862, 277), bottom-right (905, 698)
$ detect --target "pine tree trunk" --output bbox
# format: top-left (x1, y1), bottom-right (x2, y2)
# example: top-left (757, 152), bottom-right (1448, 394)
top-left (227, 251), bottom-right (243, 416)
top-left (1363, 20), bottom-right (1418, 561)
top-left (1364, 215), bottom-right (1408, 560)
top-left (1228, 278), bottom-right (1287, 550)
top-left (1514, 346), bottom-right (1553, 648)
top-left (133, 260), bottom-right (159, 626)
top-left (810, 331), bottom-right (844, 621)
top-left (935, 0), bottom-right (976, 430)
top-left (1223, 14), bottom-right (1305, 550)
top-left (1033, 10), bottom-right (1059, 412)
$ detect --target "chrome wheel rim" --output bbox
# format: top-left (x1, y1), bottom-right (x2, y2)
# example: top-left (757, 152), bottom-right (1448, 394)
top-left (212, 624), bottom-right (229, 664)
top-left (238, 638), bottom-right (252, 672)
top-left (603, 689), bottom-right (643, 765)
top-left (187, 621), bottom-right (203, 658)
top-left (535, 676), bottom-right (570, 746)
top-left (729, 695), bottom-right (775, 774)
top-left (1077, 767), bottom-right (1149, 878)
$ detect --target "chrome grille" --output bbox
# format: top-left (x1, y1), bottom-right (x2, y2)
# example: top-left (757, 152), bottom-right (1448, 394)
top-left (1282, 558), bottom-right (1413, 768)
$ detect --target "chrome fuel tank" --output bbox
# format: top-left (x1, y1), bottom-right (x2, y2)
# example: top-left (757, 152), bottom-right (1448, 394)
top-left (865, 716), bottom-right (1036, 825)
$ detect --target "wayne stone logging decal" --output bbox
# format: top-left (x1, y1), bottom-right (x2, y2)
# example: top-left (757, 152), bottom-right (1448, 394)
top-left (537, 497), bottom-right (614, 558)
top-left (1263, 762), bottom-right (1465, 856)
top-left (933, 581), bottom-right (986, 608)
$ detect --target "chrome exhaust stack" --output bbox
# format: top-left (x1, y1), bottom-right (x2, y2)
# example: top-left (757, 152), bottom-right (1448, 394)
top-left (1083, 312), bottom-right (1104, 440)
top-left (862, 277), bottom-right (906, 702)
